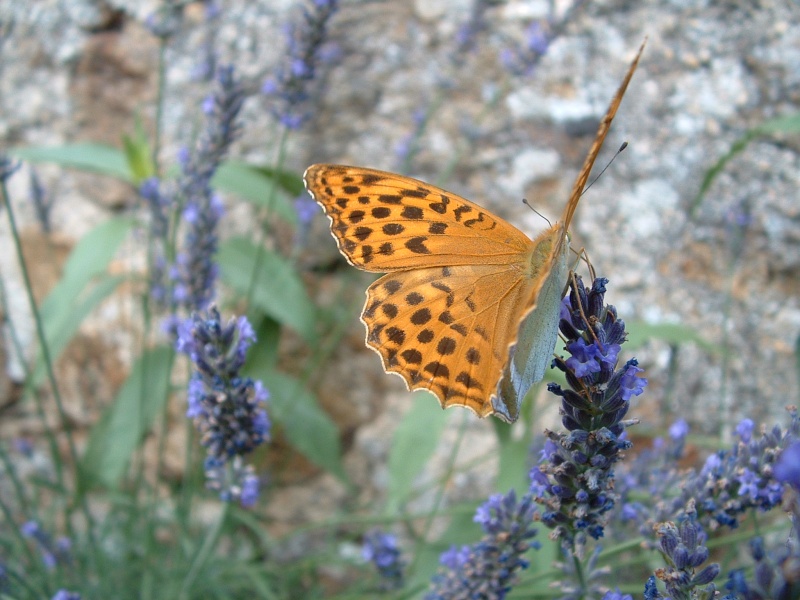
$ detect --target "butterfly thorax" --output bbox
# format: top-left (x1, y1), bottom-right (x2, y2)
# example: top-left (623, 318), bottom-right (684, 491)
top-left (525, 226), bottom-right (562, 280)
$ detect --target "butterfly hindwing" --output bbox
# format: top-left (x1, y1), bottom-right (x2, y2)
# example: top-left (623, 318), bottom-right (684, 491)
top-left (362, 262), bottom-right (537, 417)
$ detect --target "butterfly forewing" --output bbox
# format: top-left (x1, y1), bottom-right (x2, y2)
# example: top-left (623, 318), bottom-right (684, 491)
top-left (304, 165), bottom-right (531, 272)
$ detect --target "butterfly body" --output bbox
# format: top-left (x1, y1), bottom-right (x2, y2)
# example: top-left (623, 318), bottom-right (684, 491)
top-left (305, 42), bottom-right (644, 423)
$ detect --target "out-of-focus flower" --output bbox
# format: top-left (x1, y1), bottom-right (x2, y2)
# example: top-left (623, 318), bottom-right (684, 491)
top-left (774, 440), bottom-right (800, 491)
top-left (735, 418), bottom-right (755, 443)
top-left (192, 1), bottom-right (221, 81)
top-left (172, 64), bottom-right (243, 311)
top-left (176, 307), bottom-right (270, 505)
top-left (262, 0), bottom-right (340, 129)
top-left (362, 530), bottom-right (405, 590)
top-left (425, 490), bottom-right (538, 599)
top-left (20, 521), bottom-right (71, 570)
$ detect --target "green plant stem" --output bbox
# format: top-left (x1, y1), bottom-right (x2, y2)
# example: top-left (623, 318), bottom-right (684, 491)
top-left (179, 501), bottom-right (230, 600)
top-left (153, 38), bottom-right (168, 176)
top-left (406, 411), bottom-right (469, 580)
top-left (0, 178), bottom-right (102, 571)
top-left (0, 274), bottom-right (63, 491)
top-left (571, 552), bottom-right (587, 598)
top-left (0, 446), bottom-right (44, 572)
top-left (245, 126), bottom-right (289, 308)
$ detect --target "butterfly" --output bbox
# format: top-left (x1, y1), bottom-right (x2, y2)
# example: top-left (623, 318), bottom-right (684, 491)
top-left (304, 42), bottom-right (644, 423)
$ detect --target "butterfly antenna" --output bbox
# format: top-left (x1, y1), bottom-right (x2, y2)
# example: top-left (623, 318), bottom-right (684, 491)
top-left (522, 198), bottom-right (552, 226)
top-left (558, 39), bottom-right (646, 250)
top-left (582, 142), bottom-right (628, 196)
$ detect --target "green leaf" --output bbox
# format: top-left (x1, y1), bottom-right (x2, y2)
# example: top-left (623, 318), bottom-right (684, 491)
top-left (122, 117), bottom-right (155, 182)
top-left (246, 314), bottom-right (281, 373)
top-left (10, 143), bottom-right (133, 181)
top-left (251, 165), bottom-right (306, 197)
top-left (213, 161), bottom-right (298, 224)
top-left (218, 237), bottom-right (317, 342)
top-left (266, 371), bottom-right (346, 482)
top-left (32, 217), bottom-right (136, 385)
top-left (387, 392), bottom-right (447, 511)
top-left (690, 112), bottom-right (800, 216)
top-left (496, 437), bottom-right (531, 494)
top-left (81, 346), bottom-right (173, 488)
top-left (40, 217), bottom-right (136, 319)
top-left (32, 274), bottom-right (127, 386)
top-left (625, 320), bottom-right (717, 354)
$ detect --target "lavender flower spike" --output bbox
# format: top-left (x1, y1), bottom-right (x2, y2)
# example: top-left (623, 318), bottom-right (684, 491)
top-left (176, 307), bottom-right (270, 505)
top-left (535, 275), bottom-right (646, 557)
top-left (172, 64), bottom-right (245, 312)
top-left (425, 489), bottom-right (538, 599)
top-left (262, 0), bottom-right (339, 129)
top-left (649, 504), bottom-right (721, 599)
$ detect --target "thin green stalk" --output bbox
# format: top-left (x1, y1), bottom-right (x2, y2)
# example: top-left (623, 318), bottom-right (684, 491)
top-left (571, 552), bottom-right (587, 598)
top-left (137, 34), bottom-right (174, 594)
top-left (0, 178), bottom-right (102, 570)
top-left (0, 274), bottom-right (63, 494)
top-left (244, 126), bottom-right (290, 308)
top-left (152, 38), bottom-right (168, 176)
top-left (0, 446), bottom-right (44, 572)
top-left (0, 444), bottom-right (33, 523)
top-left (406, 411), bottom-right (469, 580)
top-left (178, 411), bottom-right (200, 529)
top-left (399, 92), bottom-right (444, 176)
top-left (179, 501), bottom-right (230, 600)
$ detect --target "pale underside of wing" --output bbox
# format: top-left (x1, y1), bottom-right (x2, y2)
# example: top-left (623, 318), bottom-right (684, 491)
top-left (304, 165), bottom-right (532, 272)
top-left (492, 241), bottom-right (570, 422)
top-left (361, 261), bottom-right (539, 418)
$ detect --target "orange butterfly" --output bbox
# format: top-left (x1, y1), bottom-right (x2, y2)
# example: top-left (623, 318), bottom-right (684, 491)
top-left (305, 42), bottom-right (644, 423)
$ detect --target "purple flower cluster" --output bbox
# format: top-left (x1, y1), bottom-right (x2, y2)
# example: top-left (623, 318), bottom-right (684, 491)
top-left (173, 65), bottom-right (243, 311)
top-left (724, 534), bottom-right (800, 599)
top-left (646, 506), bottom-right (721, 599)
top-left (20, 521), bottom-right (71, 570)
top-left (191, 1), bottom-right (222, 82)
top-left (425, 490), bottom-right (538, 599)
top-left (499, 21), bottom-right (552, 77)
top-left (626, 410), bottom-right (798, 536)
top-left (721, 440), bottom-right (800, 598)
top-left (262, 0), bottom-right (339, 129)
top-left (499, 1), bottom-right (585, 78)
top-left (452, 0), bottom-right (500, 61)
top-left (362, 529), bottom-right (405, 590)
top-left (535, 276), bottom-right (645, 556)
top-left (176, 307), bottom-right (270, 504)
